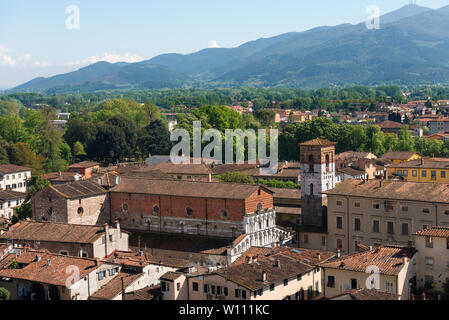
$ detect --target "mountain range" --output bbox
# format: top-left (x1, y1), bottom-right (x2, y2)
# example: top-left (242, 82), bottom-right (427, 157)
top-left (13, 4), bottom-right (449, 93)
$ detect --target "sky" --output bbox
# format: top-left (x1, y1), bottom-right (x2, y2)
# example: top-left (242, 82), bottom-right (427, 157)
top-left (1, 0), bottom-right (449, 88)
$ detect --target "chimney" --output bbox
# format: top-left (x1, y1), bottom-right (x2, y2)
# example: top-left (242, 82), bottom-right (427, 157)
top-left (262, 271), bottom-right (267, 282)
top-left (275, 259), bottom-right (281, 268)
top-left (115, 219), bottom-right (120, 238)
top-left (402, 253), bottom-right (407, 265)
top-left (317, 254), bottom-right (321, 260)
top-left (379, 180), bottom-right (383, 188)
top-left (369, 245), bottom-right (373, 251)
top-left (104, 223), bottom-right (109, 257)
top-left (336, 249), bottom-right (341, 258)
top-left (421, 158), bottom-right (424, 166)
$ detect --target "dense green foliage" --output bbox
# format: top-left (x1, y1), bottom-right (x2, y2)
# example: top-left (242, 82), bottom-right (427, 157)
top-left (0, 287), bottom-right (10, 300)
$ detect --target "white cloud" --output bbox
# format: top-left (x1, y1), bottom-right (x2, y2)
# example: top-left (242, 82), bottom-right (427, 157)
top-left (208, 40), bottom-right (220, 48)
top-left (64, 52), bottom-right (144, 68)
top-left (1, 55), bottom-right (16, 66)
top-left (34, 61), bottom-right (51, 67)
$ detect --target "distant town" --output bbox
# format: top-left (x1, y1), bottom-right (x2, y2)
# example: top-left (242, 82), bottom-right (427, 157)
top-left (0, 86), bottom-right (448, 302)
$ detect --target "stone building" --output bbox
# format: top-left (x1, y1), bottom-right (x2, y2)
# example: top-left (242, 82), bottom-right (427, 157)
top-left (299, 139), bottom-right (336, 228)
top-left (324, 179), bottom-right (449, 254)
top-left (67, 161), bottom-right (100, 179)
top-left (109, 178), bottom-right (292, 262)
top-left (0, 220), bottom-right (129, 259)
top-left (321, 245), bottom-right (417, 300)
top-left (414, 226), bottom-right (449, 292)
top-left (0, 164), bottom-right (31, 193)
top-left (0, 190), bottom-right (27, 220)
top-left (32, 180), bottom-right (109, 226)
top-left (160, 246), bottom-right (335, 301)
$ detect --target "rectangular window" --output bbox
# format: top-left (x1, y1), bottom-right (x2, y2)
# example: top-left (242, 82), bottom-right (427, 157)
top-left (283, 279), bottom-right (288, 286)
top-left (425, 275), bottom-right (434, 286)
top-left (431, 171), bottom-right (437, 180)
top-left (297, 274), bottom-right (302, 281)
top-left (241, 290), bottom-right (246, 299)
top-left (192, 282), bottom-right (199, 291)
top-left (373, 220), bottom-right (380, 233)
top-left (204, 284), bottom-right (209, 293)
top-left (211, 285), bottom-right (215, 294)
top-left (337, 239), bottom-right (343, 249)
top-left (386, 282), bottom-right (393, 293)
top-left (97, 271), bottom-right (106, 281)
top-left (425, 257), bottom-right (434, 266)
top-left (402, 206), bottom-right (408, 212)
top-left (397, 170), bottom-right (402, 176)
top-left (401, 223), bottom-right (409, 236)
top-left (442, 171), bottom-right (446, 178)
top-left (224, 287), bottom-right (228, 296)
top-left (161, 282), bottom-right (167, 292)
top-left (177, 283), bottom-right (180, 291)
top-left (425, 236), bottom-right (433, 248)
top-left (336, 216), bottom-right (343, 229)
top-left (447, 238), bottom-right (449, 250)
top-left (303, 234), bottom-right (309, 244)
top-left (321, 236), bottom-right (326, 246)
top-left (269, 284), bottom-right (275, 291)
top-left (412, 170), bottom-right (417, 177)
top-left (336, 200), bottom-right (343, 206)
top-left (354, 202), bottom-right (361, 208)
top-left (403, 170), bottom-right (408, 177)
top-left (423, 208), bottom-right (430, 214)
top-left (354, 218), bottom-right (361, 231)
top-left (327, 276), bottom-right (335, 288)
top-left (235, 289), bottom-right (240, 298)
top-left (217, 286), bottom-right (222, 295)
top-left (373, 203), bottom-right (380, 209)
top-left (351, 278), bottom-right (357, 290)
top-left (387, 222), bottom-right (394, 235)
top-left (422, 170), bottom-right (427, 178)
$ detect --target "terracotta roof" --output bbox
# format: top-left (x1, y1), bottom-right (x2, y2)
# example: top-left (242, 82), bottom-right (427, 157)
top-left (67, 161), bottom-right (100, 169)
top-left (337, 151), bottom-right (375, 160)
top-left (0, 221), bottom-right (109, 243)
top-left (42, 172), bottom-right (80, 182)
top-left (90, 272), bottom-right (143, 300)
top-left (390, 159), bottom-right (449, 169)
top-left (135, 162), bottom-right (212, 175)
top-left (0, 250), bottom-right (101, 286)
top-left (299, 138), bottom-right (336, 147)
top-left (123, 285), bottom-right (162, 300)
top-left (269, 188), bottom-right (301, 200)
top-left (0, 190), bottom-right (27, 202)
top-left (414, 226), bottom-right (449, 238)
top-left (381, 151), bottom-right (420, 161)
top-left (323, 178), bottom-right (449, 204)
top-left (160, 271), bottom-right (184, 281)
top-left (216, 247), bottom-right (334, 291)
top-left (111, 178), bottom-right (266, 200)
top-left (320, 245), bottom-right (416, 276)
top-left (329, 289), bottom-right (400, 300)
top-left (378, 120), bottom-right (403, 129)
top-left (0, 164), bottom-right (31, 174)
top-left (48, 180), bottom-right (106, 199)
top-left (336, 167), bottom-right (366, 177)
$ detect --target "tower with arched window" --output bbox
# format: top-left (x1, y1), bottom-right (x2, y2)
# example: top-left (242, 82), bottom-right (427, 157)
top-left (299, 138), bottom-right (336, 227)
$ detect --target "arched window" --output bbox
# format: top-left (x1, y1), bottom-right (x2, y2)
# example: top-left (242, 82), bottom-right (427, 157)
top-left (310, 183), bottom-right (314, 196)
top-left (77, 207), bottom-right (84, 215)
top-left (221, 210), bottom-right (228, 220)
top-left (121, 203), bottom-right (128, 211)
top-left (325, 154), bottom-right (330, 172)
top-left (257, 202), bottom-right (263, 211)
top-left (152, 205), bottom-right (160, 216)
top-left (308, 155), bottom-right (314, 173)
top-left (186, 207), bottom-right (193, 217)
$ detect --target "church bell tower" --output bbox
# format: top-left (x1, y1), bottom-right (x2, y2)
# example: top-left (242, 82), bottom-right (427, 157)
top-left (299, 138), bottom-right (336, 227)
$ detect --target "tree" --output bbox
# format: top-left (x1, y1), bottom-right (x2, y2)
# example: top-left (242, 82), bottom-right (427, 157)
top-left (0, 287), bottom-right (10, 300)
top-left (0, 138), bottom-right (9, 164)
top-left (12, 176), bottom-right (49, 224)
top-left (138, 120), bottom-right (172, 157)
top-left (253, 110), bottom-right (276, 128)
top-left (219, 172), bottom-right (254, 184)
top-left (7, 142), bottom-right (45, 175)
top-left (397, 126), bottom-right (415, 152)
top-left (73, 141), bottom-right (87, 162)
